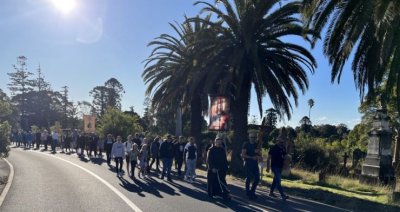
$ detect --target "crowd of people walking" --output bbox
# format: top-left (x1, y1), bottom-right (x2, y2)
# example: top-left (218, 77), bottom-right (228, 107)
top-left (10, 129), bottom-right (289, 202)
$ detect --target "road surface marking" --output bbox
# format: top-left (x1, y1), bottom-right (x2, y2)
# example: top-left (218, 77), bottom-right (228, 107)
top-left (31, 150), bottom-right (142, 212)
top-left (0, 158), bottom-right (15, 207)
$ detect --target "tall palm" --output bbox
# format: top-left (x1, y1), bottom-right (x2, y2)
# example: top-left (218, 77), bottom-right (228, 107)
top-left (308, 98), bottom-right (314, 120)
top-left (302, 0), bottom-right (400, 108)
top-left (194, 0), bottom-right (317, 172)
top-left (143, 16), bottom-right (217, 143)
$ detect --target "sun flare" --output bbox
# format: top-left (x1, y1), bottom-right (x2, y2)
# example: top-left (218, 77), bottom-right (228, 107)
top-left (51, 0), bottom-right (77, 14)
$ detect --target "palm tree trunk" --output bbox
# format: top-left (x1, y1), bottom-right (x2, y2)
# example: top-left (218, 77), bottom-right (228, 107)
top-left (190, 93), bottom-right (203, 167)
top-left (230, 81), bottom-right (251, 176)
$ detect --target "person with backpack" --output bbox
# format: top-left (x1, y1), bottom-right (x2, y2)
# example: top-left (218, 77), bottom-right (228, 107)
top-left (112, 136), bottom-right (126, 177)
top-left (149, 137), bottom-right (160, 173)
top-left (159, 135), bottom-right (174, 181)
top-left (184, 137), bottom-right (197, 183)
top-left (124, 135), bottom-right (134, 176)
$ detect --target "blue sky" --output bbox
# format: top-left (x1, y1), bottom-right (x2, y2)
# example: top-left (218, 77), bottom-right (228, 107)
top-left (0, 0), bottom-right (362, 128)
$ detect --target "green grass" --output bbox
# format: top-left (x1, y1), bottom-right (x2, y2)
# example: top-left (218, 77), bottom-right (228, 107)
top-left (261, 168), bottom-right (400, 211)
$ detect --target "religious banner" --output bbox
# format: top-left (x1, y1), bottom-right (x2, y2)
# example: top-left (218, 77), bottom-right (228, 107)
top-left (83, 115), bottom-right (96, 133)
top-left (209, 95), bottom-right (230, 131)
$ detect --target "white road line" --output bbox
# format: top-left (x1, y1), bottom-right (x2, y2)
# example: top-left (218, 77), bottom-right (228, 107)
top-left (31, 150), bottom-right (142, 212)
top-left (0, 158), bottom-right (15, 207)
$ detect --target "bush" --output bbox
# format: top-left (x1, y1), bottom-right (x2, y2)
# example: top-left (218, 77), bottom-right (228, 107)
top-left (0, 121), bottom-right (11, 158)
top-left (295, 133), bottom-right (340, 171)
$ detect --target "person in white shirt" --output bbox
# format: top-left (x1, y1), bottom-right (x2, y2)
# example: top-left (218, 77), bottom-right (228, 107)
top-left (111, 136), bottom-right (126, 177)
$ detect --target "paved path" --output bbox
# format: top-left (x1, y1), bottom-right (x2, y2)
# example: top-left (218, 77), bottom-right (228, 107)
top-left (1, 147), bottom-right (348, 212)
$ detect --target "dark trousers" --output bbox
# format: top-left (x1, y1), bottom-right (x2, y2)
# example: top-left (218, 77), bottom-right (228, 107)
top-left (245, 162), bottom-right (260, 195)
top-left (106, 147), bottom-right (112, 165)
top-left (271, 167), bottom-right (285, 196)
top-left (51, 139), bottom-right (57, 152)
top-left (207, 169), bottom-right (229, 198)
top-left (115, 157), bottom-right (123, 173)
top-left (161, 158), bottom-right (173, 179)
top-left (149, 156), bottom-right (160, 170)
top-left (175, 158), bottom-right (183, 175)
top-left (36, 140), bottom-right (40, 149)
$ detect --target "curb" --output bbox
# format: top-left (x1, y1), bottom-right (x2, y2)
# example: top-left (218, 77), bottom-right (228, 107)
top-left (0, 158), bottom-right (14, 207)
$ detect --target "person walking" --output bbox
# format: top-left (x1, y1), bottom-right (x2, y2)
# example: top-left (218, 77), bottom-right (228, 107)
top-left (41, 129), bottom-right (48, 151)
top-left (129, 143), bottom-right (140, 179)
top-left (184, 137), bottom-right (197, 183)
top-left (111, 136), bottom-right (126, 177)
top-left (89, 133), bottom-right (98, 157)
top-left (105, 134), bottom-right (114, 166)
top-left (26, 131), bottom-right (33, 149)
top-left (98, 135), bottom-right (105, 158)
top-left (132, 133), bottom-right (142, 148)
top-left (174, 136), bottom-right (186, 177)
top-left (77, 133), bottom-right (86, 156)
top-left (124, 135), bottom-right (134, 176)
top-left (139, 141), bottom-right (149, 178)
top-left (35, 130), bottom-right (41, 149)
top-left (267, 137), bottom-right (289, 201)
top-left (64, 132), bottom-right (72, 154)
top-left (149, 137), bottom-right (160, 173)
top-left (71, 129), bottom-right (78, 153)
top-left (159, 135), bottom-right (174, 181)
top-left (51, 130), bottom-right (59, 153)
top-left (241, 133), bottom-right (261, 200)
top-left (207, 136), bottom-right (230, 200)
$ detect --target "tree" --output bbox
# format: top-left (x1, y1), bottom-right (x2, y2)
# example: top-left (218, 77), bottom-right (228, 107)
top-left (194, 0), bottom-right (316, 173)
top-left (90, 86), bottom-right (108, 116)
top-left (302, 0), bottom-right (400, 110)
top-left (7, 56), bottom-right (35, 130)
top-left (104, 78), bottom-right (124, 110)
top-left (34, 64), bottom-right (50, 92)
top-left (308, 98), bottom-right (315, 120)
top-left (98, 108), bottom-right (143, 139)
top-left (0, 90), bottom-right (12, 157)
top-left (143, 15), bottom-right (217, 142)
top-left (265, 108), bottom-right (278, 128)
top-left (60, 86), bottom-right (73, 128)
top-left (299, 116), bottom-right (312, 133)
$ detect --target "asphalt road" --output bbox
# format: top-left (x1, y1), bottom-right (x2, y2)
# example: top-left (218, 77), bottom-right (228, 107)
top-left (1, 147), bottom-right (348, 212)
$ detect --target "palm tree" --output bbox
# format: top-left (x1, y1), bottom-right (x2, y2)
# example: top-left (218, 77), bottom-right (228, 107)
top-left (194, 0), bottom-right (317, 172)
top-left (308, 98), bottom-right (314, 120)
top-left (143, 16), bottom-right (217, 144)
top-left (302, 0), bottom-right (400, 108)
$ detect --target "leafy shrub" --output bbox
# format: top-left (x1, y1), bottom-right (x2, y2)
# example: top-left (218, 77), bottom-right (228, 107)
top-left (0, 121), bottom-right (11, 158)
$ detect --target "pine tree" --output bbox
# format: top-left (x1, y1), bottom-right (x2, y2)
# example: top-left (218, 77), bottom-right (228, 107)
top-left (7, 56), bottom-right (35, 130)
